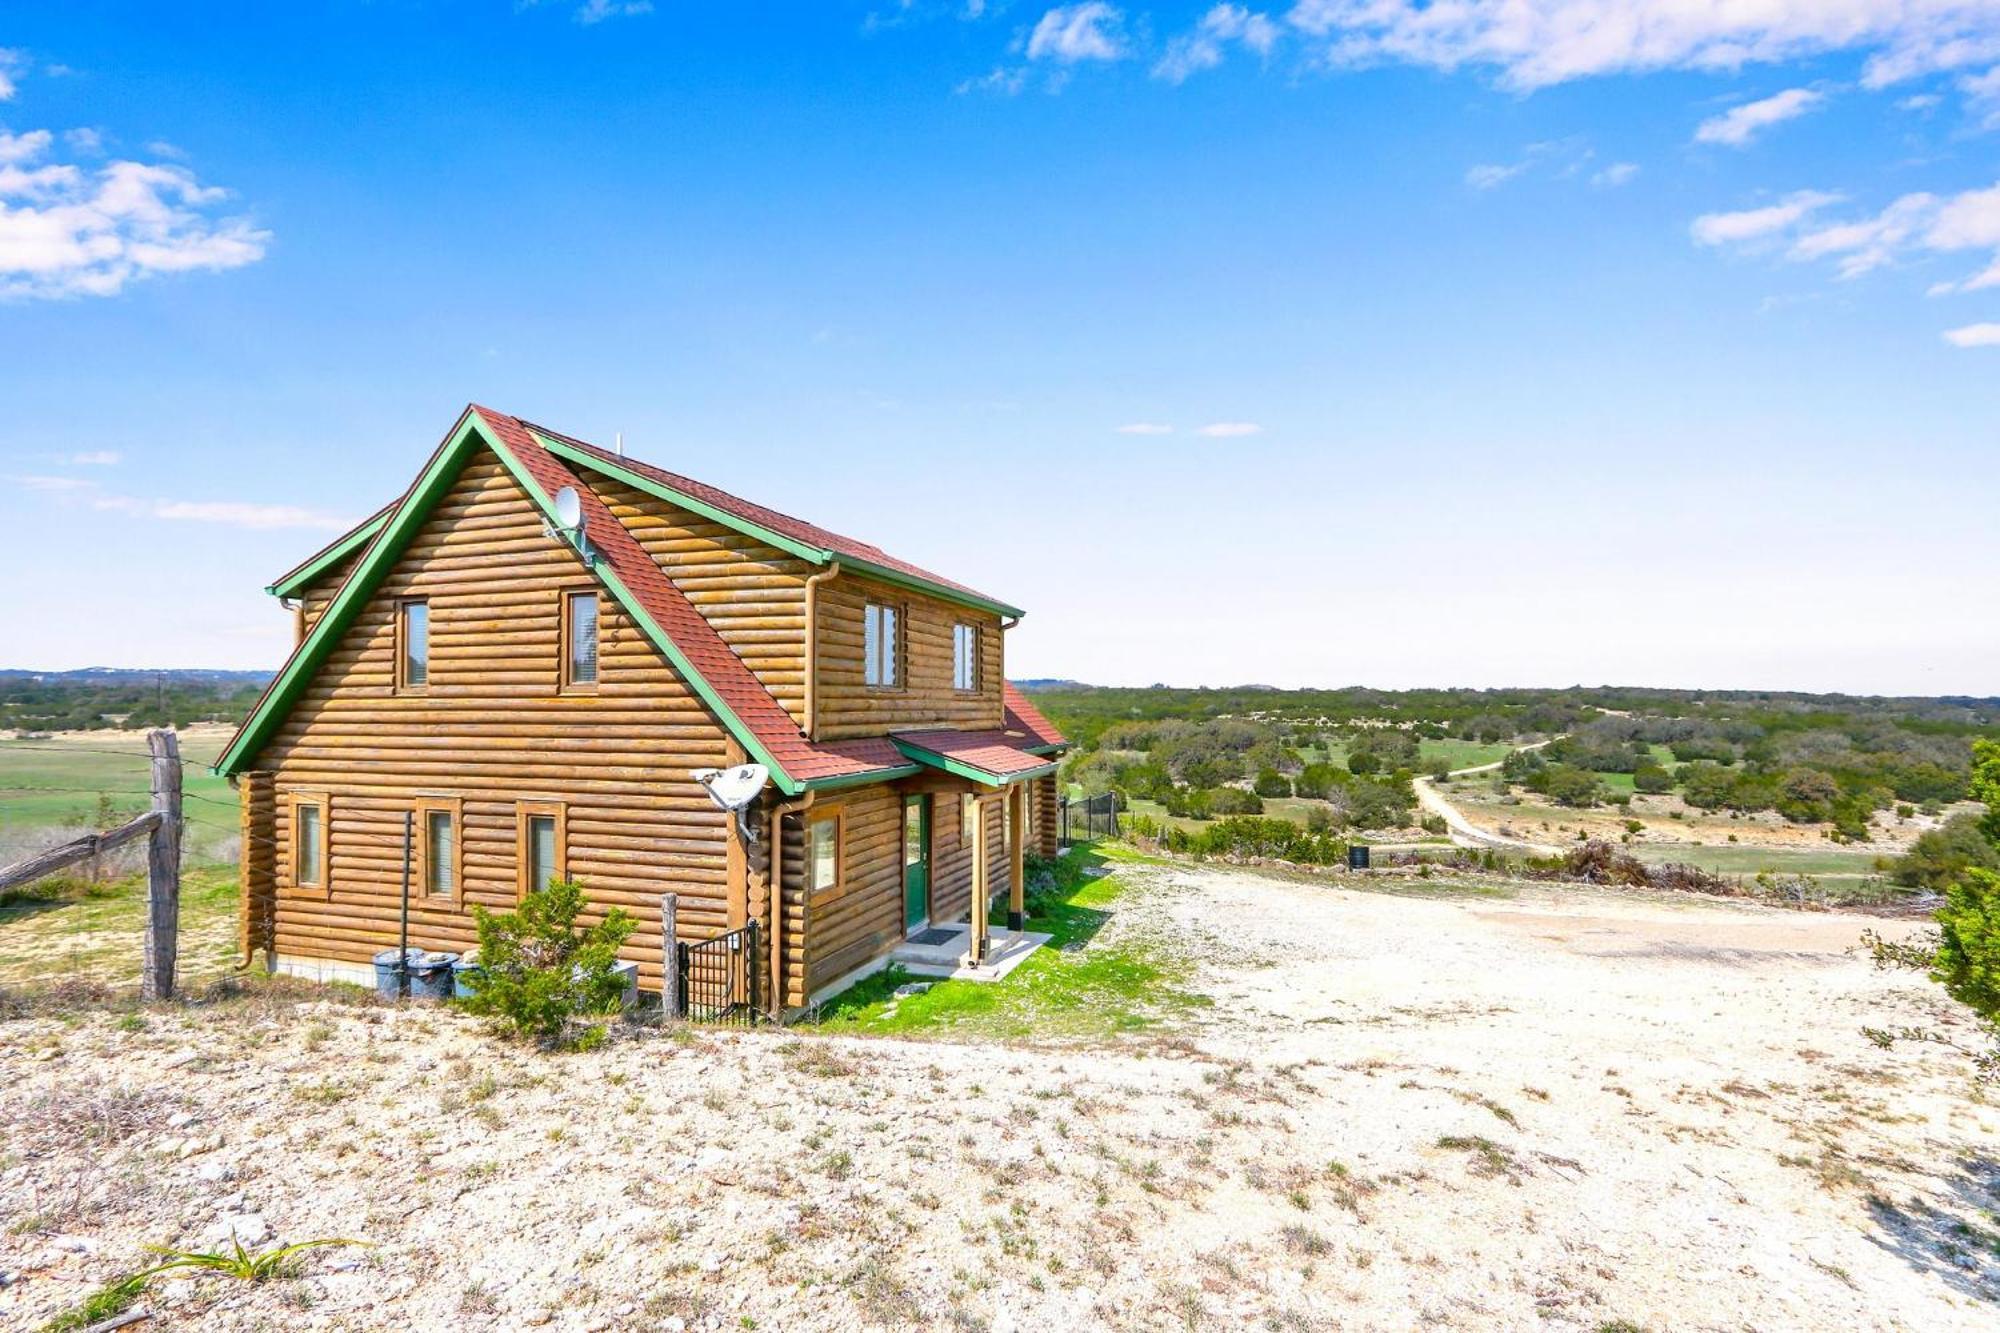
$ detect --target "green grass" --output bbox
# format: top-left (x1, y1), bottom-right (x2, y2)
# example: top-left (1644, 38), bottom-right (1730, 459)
top-left (0, 864), bottom-right (240, 988)
top-left (813, 843), bottom-right (1209, 1039)
top-left (1417, 739), bottom-right (1513, 773)
top-left (0, 731), bottom-right (237, 844)
top-left (36, 1274), bottom-right (148, 1333)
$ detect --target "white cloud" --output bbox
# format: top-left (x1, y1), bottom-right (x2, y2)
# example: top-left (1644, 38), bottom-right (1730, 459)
top-left (1466, 161), bottom-right (1525, 190)
top-left (63, 128), bottom-right (102, 155)
top-left (1791, 191), bottom-right (1938, 277)
top-left (575, 0), bottom-right (653, 23)
top-left (1198, 421), bottom-right (1262, 436)
top-left (1592, 161), bottom-right (1640, 187)
top-left (1115, 422), bottom-right (1174, 435)
top-left (11, 473), bottom-right (350, 530)
top-left (956, 64), bottom-right (1030, 94)
top-left (1028, 4), bottom-right (1127, 63)
top-left (1690, 190), bottom-right (1840, 247)
top-left (1154, 4), bottom-right (1282, 83)
top-left (0, 48), bottom-right (25, 102)
top-left (1283, 1), bottom-right (2000, 92)
top-left (66, 450), bottom-right (121, 466)
top-left (1943, 321), bottom-right (2000, 346)
top-left (0, 134), bottom-right (269, 300)
top-left (1694, 88), bottom-right (1826, 147)
top-left (1964, 64), bottom-right (2000, 125)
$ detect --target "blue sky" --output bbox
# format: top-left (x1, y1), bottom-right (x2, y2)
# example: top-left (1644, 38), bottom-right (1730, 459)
top-left (1, 2), bottom-right (1995, 694)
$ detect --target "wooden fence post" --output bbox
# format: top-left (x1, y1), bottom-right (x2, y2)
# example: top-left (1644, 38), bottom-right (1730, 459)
top-left (660, 892), bottom-right (681, 1018)
top-left (142, 729), bottom-right (182, 1001)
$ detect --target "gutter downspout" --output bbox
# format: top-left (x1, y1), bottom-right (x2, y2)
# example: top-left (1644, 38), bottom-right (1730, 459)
top-left (282, 597), bottom-right (305, 647)
top-left (998, 615), bottom-right (1020, 726)
top-left (767, 790), bottom-right (815, 1019)
top-left (802, 562), bottom-right (842, 741)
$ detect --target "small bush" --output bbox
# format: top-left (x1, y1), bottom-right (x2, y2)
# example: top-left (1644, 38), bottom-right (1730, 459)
top-left (463, 879), bottom-right (636, 1047)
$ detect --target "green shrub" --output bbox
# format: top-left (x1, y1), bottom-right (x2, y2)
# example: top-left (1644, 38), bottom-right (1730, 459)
top-left (1253, 768), bottom-right (1293, 798)
top-left (1632, 762), bottom-right (1673, 794)
top-left (463, 879), bottom-right (636, 1047)
top-left (1209, 787), bottom-right (1264, 816)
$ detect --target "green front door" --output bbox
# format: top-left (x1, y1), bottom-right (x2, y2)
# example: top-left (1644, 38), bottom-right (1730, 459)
top-left (903, 794), bottom-right (931, 934)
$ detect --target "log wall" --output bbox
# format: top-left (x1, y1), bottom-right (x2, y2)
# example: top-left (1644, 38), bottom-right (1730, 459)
top-left (814, 573), bottom-right (1004, 740)
top-left (254, 450), bottom-right (737, 987)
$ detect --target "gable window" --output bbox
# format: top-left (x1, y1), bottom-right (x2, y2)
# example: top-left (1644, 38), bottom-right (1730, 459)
top-left (806, 812), bottom-right (843, 898)
top-left (953, 623), bottom-right (979, 692)
top-left (399, 600), bottom-right (430, 690)
top-left (518, 802), bottom-right (567, 897)
top-left (863, 602), bottom-right (899, 688)
top-left (292, 795), bottom-right (327, 892)
top-left (417, 798), bottom-right (461, 901)
top-left (563, 591), bottom-right (599, 689)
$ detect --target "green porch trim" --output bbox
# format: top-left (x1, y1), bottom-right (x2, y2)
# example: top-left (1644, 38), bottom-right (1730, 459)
top-left (539, 433), bottom-right (1026, 620)
top-left (888, 738), bottom-right (1059, 788)
top-left (264, 506), bottom-right (393, 597)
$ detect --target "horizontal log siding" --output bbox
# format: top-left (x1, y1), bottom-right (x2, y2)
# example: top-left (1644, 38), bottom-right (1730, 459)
top-left (256, 450), bottom-right (734, 987)
top-left (801, 785), bottom-right (902, 995)
top-left (814, 574), bottom-right (1004, 740)
top-left (297, 547), bottom-right (364, 637)
top-left (590, 475), bottom-right (814, 729)
top-left (894, 775), bottom-right (1010, 929)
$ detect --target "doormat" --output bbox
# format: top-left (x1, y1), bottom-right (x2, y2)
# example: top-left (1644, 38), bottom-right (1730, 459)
top-left (909, 927), bottom-right (962, 946)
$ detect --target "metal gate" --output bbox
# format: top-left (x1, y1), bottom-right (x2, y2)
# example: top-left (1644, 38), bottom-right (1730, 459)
top-left (675, 921), bottom-right (762, 1025)
top-left (1059, 792), bottom-right (1120, 846)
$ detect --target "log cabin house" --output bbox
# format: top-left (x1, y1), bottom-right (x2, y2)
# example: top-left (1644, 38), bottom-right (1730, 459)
top-left (217, 405), bottom-right (1067, 1016)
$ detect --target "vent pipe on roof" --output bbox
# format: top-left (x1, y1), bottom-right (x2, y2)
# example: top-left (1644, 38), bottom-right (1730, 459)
top-left (615, 431), bottom-right (624, 457)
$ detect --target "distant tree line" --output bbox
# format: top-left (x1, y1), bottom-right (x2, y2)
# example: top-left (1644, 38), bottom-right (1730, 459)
top-left (0, 676), bottom-right (267, 732)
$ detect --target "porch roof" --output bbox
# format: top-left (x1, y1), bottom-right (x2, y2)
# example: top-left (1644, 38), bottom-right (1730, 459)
top-left (888, 728), bottom-right (1060, 787)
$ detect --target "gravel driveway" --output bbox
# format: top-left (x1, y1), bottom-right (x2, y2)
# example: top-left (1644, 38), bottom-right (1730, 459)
top-left (3, 859), bottom-right (1994, 1331)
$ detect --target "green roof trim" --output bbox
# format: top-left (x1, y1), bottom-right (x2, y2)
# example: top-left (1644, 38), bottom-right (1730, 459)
top-left (538, 433), bottom-right (1027, 620)
top-left (218, 409), bottom-right (490, 778)
top-left (217, 410), bottom-right (809, 794)
top-left (800, 762), bottom-right (924, 793)
top-left (888, 738), bottom-right (1059, 788)
top-left (265, 507), bottom-right (393, 597)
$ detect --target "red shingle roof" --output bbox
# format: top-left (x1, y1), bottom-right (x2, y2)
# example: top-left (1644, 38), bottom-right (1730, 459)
top-left (472, 407), bottom-right (911, 787)
top-left (524, 422), bottom-right (1016, 614)
top-left (890, 728), bottom-right (1061, 784)
top-left (1003, 684), bottom-right (1067, 751)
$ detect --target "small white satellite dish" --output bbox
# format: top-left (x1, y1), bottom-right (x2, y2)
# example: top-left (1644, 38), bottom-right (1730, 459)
top-left (692, 764), bottom-right (770, 842)
top-left (552, 485), bottom-right (582, 531)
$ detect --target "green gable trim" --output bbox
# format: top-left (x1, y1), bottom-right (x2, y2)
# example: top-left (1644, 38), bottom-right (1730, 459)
top-left (265, 507), bottom-right (392, 598)
top-left (217, 409), bottom-right (489, 778)
top-left (218, 410), bottom-right (807, 795)
top-left (538, 433), bottom-right (1026, 620)
top-left (888, 738), bottom-right (1058, 788)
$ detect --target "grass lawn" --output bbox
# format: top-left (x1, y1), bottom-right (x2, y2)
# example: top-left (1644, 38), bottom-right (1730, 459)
top-left (812, 843), bottom-right (1209, 1040)
top-left (0, 865), bottom-right (240, 989)
top-left (1629, 842), bottom-right (1886, 879)
top-left (1418, 739), bottom-right (1513, 772)
top-left (0, 733), bottom-right (238, 833)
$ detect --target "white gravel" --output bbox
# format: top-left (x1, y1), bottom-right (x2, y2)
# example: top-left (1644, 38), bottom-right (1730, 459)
top-left (2, 859), bottom-right (1995, 1331)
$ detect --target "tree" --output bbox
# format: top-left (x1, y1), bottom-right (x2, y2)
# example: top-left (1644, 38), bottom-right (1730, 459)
top-left (1346, 750), bottom-right (1381, 776)
top-left (1253, 767), bottom-right (1293, 798)
top-left (1632, 762), bottom-right (1674, 794)
top-left (1678, 761), bottom-right (1736, 810)
top-left (464, 880), bottom-right (636, 1048)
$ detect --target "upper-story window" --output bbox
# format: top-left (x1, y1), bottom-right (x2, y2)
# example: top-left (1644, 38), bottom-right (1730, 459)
top-left (953, 623), bottom-right (979, 692)
top-left (564, 591), bottom-right (599, 689)
top-left (864, 602), bottom-right (900, 689)
top-left (398, 600), bottom-right (429, 690)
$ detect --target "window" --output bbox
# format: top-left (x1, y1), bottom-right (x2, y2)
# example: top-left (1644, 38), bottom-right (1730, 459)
top-left (563, 591), bottom-right (599, 689)
top-left (953, 623), bottom-right (979, 692)
top-left (807, 813), bottom-right (843, 897)
top-left (518, 803), bottom-right (566, 897)
top-left (416, 798), bottom-right (461, 901)
top-left (399, 600), bottom-right (430, 690)
top-left (292, 795), bottom-right (327, 891)
top-left (863, 602), bottom-right (899, 688)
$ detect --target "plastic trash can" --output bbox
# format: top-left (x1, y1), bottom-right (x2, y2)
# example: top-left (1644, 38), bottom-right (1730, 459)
top-left (373, 947), bottom-right (424, 997)
top-left (407, 951), bottom-right (458, 1000)
top-left (611, 960), bottom-right (639, 1010)
top-left (1347, 844), bottom-right (1371, 871)
top-left (451, 951), bottom-right (483, 1000)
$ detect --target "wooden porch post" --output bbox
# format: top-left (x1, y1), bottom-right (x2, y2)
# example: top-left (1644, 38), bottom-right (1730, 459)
top-left (967, 794), bottom-right (989, 967)
top-left (1007, 783), bottom-right (1026, 933)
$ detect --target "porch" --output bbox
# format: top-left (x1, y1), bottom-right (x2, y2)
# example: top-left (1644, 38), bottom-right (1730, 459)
top-left (888, 922), bottom-right (1051, 982)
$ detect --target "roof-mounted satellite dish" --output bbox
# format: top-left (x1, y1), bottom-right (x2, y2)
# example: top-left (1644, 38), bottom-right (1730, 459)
top-left (545, 485), bottom-right (593, 563)
top-left (692, 763), bottom-right (770, 842)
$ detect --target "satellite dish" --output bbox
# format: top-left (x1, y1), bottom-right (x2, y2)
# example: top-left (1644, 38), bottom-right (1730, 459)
top-left (552, 486), bottom-right (582, 531)
top-left (692, 764), bottom-right (770, 842)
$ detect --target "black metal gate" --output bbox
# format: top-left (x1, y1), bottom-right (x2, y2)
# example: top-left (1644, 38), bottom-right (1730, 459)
top-left (675, 921), bottom-right (762, 1025)
top-left (1059, 792), bottom-right (1120, 846)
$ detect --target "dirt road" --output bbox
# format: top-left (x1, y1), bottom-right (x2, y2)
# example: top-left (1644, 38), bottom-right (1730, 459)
top-left (1413, 743), bottom-right (1560, 854)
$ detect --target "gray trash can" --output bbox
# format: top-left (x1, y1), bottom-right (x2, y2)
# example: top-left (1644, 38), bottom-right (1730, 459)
top-left (407, 951), bottom-right (458, 1000)
top-left (373, 947), bottom-right (423, 997)
top-left (451, 951), bottom-right (483, 1000)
